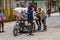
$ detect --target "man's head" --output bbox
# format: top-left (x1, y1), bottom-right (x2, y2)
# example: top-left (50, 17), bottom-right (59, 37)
top-left (28, 5), bottom-right (33, 9)
top-left (16, 3), bottom-right (19, 7)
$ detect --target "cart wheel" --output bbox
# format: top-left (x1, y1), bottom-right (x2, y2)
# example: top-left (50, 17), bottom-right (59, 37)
top-left (13, 29), bottom-right (18, 36)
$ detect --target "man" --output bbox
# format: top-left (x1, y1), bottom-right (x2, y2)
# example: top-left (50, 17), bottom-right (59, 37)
top-left (0, 7), bottom-right (5, 32)
top-left (34, 8), bottom-right (41, 31)
top-left (13, 7), bottom-right (27, 20)
top-left (47, 8), bottom-right (51, 17)
top-left (59, 6), bottom-right (60, 14)
top-left (27, 5), bottom-right (34, 35)
top-left (41, 8), bottom-right (47, 31)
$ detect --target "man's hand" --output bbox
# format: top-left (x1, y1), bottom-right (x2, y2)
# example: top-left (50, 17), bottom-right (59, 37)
top-left (25, 12), bottom-right (29, 14)
top-left (4, 17), bottom-right (6, 20)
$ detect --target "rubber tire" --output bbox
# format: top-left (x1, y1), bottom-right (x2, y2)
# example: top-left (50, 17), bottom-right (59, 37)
top-left (13, 29), bottom-right (18, 36)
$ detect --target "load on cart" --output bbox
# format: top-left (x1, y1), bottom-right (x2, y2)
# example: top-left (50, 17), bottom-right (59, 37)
top-left (13, 7), bottom-right (28, 20)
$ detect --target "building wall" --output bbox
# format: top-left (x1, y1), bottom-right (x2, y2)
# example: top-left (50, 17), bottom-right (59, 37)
top-left (0, 0), bottom-right (47, 21)
top-left (0, 0), bottom-right (8, 19)
top-left (59, 1), bottom-right (60, 6)
top-left (3, 0), bottom-right (15, 21)
top-left (37, 1), bottom-right (47, 8)
top-left (3, 0), bottom-right (9, 21)
top-left (28, 1), bottom-right (47, 9)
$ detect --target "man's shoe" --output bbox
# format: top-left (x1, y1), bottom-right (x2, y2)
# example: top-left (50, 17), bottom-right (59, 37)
top-left (37, 28), bottom-right (41, 31)
top-left (39, 29), bottom-right (47, 32)
top-left (27, 34), bottom-right (34, 36)
top-left (1, 31), bottom-right (5, 33)
top-left (39, 30), bottom-right (44, 32)
top-left (29, 34), bottom-right (34, 35)
top-left (0, 31), bottom-right (1, 33)
top-left (44, 29), bottom-right (47, 31)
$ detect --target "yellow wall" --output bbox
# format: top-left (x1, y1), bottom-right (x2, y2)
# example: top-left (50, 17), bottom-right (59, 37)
top-left (3, 0), bottom-right (15, 21)
top-left (4, 0), bottom-right (9, 21)
top-left (10, 8), bottom-right (15, 20)
top-left (9, 0), bottom-right (15, 21)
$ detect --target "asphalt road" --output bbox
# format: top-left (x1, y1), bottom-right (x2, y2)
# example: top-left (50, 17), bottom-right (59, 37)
top-left (0, 12), bottom-right (60, 40)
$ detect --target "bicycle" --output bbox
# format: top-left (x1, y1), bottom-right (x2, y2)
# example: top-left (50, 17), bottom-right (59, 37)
top-left (13, 19), bottom-right (36, 36)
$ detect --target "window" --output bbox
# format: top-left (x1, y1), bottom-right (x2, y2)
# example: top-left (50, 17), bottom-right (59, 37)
top-left (0, 0), bottom-right (4, 8)
top-left (20, 2), bottom-right (26, 7)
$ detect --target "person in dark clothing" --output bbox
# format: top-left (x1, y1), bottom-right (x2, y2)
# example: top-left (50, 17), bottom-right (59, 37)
top-left (35, 8), bottom-right (41, 31)
top-left (41, 9), bottom-right (47, 31)
top-left (36, 18), bottom-right (41, 31)
top-left (0, 7), bottom-right (5, 33)
top-left (59, 6), bottom-right (60, 14)
top-left (27, 5), bottom-right (34, 35)
top-left (47, 8), bottom-right (51, 17)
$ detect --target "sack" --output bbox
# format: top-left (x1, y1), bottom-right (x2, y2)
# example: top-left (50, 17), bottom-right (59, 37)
top-left (39, 13), bottom-right (42, 17)
top-left (36, 13), bottom-right (42, 19)
top-left (18, 16), bottom-right (25, 20)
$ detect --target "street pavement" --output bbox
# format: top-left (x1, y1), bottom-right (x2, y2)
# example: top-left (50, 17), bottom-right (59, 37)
top-left (0, 12), bottom-right (60, 40)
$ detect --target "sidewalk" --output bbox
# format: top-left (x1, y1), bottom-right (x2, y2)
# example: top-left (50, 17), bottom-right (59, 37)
top-left (4, 21), bottom-right (16, 28)
top-left (0, 12), bottom-right (60, 40)
top-left (51, 12), bottom-right (59, 16)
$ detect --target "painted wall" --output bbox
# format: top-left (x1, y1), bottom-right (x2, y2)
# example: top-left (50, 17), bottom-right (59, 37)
top-left (0, 0), bottom-right (47, 21)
